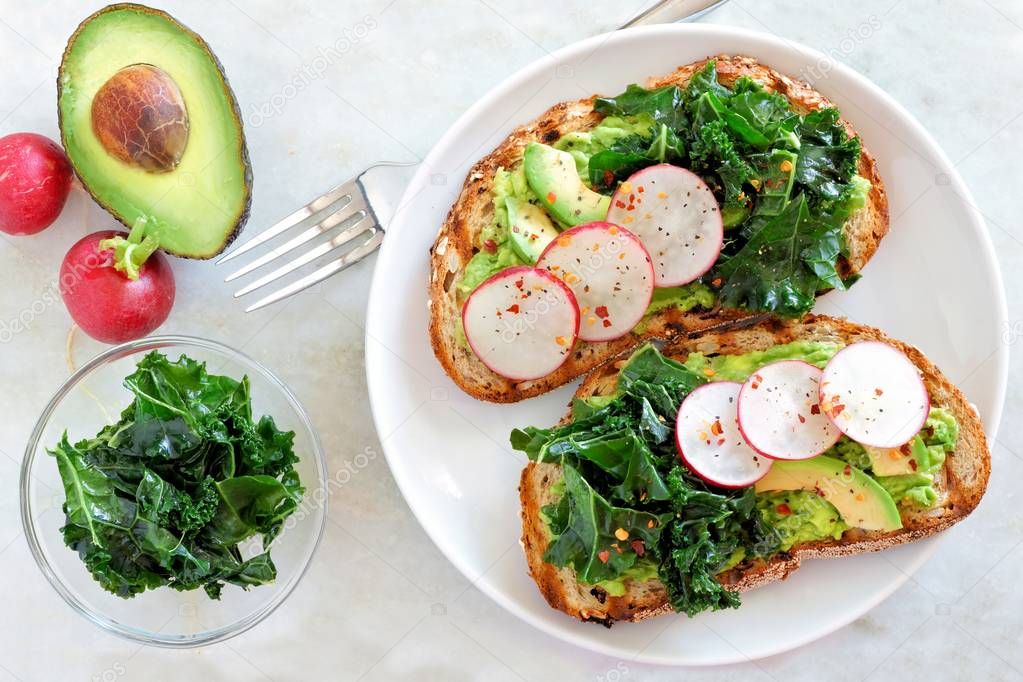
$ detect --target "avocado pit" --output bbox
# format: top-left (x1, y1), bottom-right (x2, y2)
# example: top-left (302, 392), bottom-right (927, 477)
top-left (90, 64), bottom-right (189, 173)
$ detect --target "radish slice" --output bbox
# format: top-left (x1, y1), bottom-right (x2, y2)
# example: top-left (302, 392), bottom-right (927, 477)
top-left (535, 222), bottom-right (654, 342)
top-left (462, 266), bottom-right (579, 381)
top-left (737, 360), bottom-right (841, 460)
top-left (605, 164), bottom-right (723, 287)
top-left (676, 381), bottom-right (772, 488)
top-left (819, 342), bottom-right (930, 448)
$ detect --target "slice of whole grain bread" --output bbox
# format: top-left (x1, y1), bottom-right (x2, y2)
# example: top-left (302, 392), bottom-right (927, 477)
top-left (518, 315), bottom-right (990, 625)
top-left (429, 55), bottom-right (889, 403)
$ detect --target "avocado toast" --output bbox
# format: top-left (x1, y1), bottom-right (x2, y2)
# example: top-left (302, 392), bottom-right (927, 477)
top-left (430, 55), bottom-right (889, 402)
top-left (514, 315), bottom-right (989, 625)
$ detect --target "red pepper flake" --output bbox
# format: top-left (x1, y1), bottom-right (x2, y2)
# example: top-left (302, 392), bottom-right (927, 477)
top-left (546, 192), bottom-right (557, 203)
top-left (602, 319), bottom-right (612, 328)
top-left (843, 464), bottom-right (852, 476)
top-left (483, 239), bottom-right (497, 253)
top-left (637, 185), bottom-right (645, 194)
top-left (776, 503), bottom-right (791, 516)
top-left (646, 519), bottom-right (656, 529)
top-left (603, 170), bottom-right (615, 187)
top-left (753, 373), bottom-right (764, 383)
top-left (830, 404), bottom-right (846, 418)
top-left (631, 540), bottom-right (646, 556)
top-left (874, 388), bottom-right (884, 396)
top-left (629, 193), bottom-right (636, 203)
top-left (710, 420), bottom-right (723, 436)
top-left (711, 277), bottom-right (723, 287)
top-left (909, 459), bottom-right (918, 471)
top-left (514, 278), bottom-right (524, 290)
top-left (717, 438), bottom-right (726, 446)
top-left (614, 200), bottom-right (627, 209)
top-left (506, 304), bottom-right (519, 314)
top-left (595, 305), bottom-right (609, 319)
top-left (751, 383), bottom-right (760, 390)
top-left (597, 550), bottom-right (610, 564)
top-left (797, 414), bottom-right (806, 424)
top-left (810, 404), bottom-right (821, 415)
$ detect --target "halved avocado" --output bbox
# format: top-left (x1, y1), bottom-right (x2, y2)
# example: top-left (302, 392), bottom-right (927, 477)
top-left (58, 4), bottom-right (251, 259)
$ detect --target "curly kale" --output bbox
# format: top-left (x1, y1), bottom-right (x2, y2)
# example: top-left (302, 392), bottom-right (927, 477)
top-left (584, 60), bottom-right (870, 318)
top-left (49, 352), bottom-right (304, 599)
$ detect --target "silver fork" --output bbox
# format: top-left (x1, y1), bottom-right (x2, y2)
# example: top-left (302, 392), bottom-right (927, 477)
top-left (218, 0), bottom-right (729, 311)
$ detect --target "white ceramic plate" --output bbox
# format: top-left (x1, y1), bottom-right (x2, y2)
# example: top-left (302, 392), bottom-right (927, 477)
top-left (365, 24), bottom-right (1007, 665)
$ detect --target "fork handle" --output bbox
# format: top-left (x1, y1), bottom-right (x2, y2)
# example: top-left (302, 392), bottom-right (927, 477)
top-left (619, 0), bottom-right (729, 28)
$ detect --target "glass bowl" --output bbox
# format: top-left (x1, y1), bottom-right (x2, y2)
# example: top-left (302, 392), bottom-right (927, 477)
top-left (20, 336), bottom-right (327, 648)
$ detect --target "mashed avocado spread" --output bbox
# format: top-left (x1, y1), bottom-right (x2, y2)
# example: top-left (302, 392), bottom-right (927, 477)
top-left (826, 408), bottom-right (958, 508)
top-left (554, 114), bottom-right (655, 182)
top-left (757, 490), bottom-right (849, 551)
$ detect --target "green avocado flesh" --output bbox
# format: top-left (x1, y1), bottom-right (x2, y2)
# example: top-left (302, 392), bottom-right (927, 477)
top-left (755, 456), bottom-right (903, 532)
top-left (58, 5), bottom-right (251, 258)
top-left (523, 142), bottom-right (610, 226)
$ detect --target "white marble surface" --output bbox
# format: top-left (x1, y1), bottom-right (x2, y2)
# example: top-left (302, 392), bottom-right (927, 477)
top-left (0, 0), bottom-right (1021, 680)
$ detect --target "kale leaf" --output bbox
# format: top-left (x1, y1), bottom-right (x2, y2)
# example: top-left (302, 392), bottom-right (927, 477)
top-left (511, 344), bottom-right (779, 617)
top-left (541, 464), bottom-right (672, 584)
top-left (49, 351), bottom-right (304, 599)
top-left (658, 466), bottom-right (777, 616)
top-left (594, 83), bottom-right (688, 130)
top-left (714, 195), bottom-right (852, 316)
top-left (586, 60), bottom-right (869, 318)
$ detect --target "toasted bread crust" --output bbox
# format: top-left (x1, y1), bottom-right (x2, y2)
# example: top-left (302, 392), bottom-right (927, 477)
top-left (429, 55), bottom-right (889, 403)
top-left (518, 315), bottom-right (989, 625)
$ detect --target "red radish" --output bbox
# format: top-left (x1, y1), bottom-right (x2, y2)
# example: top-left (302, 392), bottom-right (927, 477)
top-left (606, 164), bottom-right (722, 287)
top-left (0, 133), bottom-right (73, 235)
top-left (59, 228), bottom-right (175, 344)
top-left (737, 360), bottom-right (841, 460)
top-left (535, 222), bottom-right (654, 342)
top-left (676, 381), bottom-right (772, 488)
top-left (462, 266), bottom-right (579, 381)
top-left (819, 342), bottom-right (930, 448)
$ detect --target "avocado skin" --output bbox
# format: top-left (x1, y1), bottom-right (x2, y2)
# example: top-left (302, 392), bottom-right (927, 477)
top-left (57, 3), bottom-right (252, 260)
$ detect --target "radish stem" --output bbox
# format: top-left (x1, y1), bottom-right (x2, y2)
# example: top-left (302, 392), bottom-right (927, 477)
top-left (99, 220), bottom-right (160, 280)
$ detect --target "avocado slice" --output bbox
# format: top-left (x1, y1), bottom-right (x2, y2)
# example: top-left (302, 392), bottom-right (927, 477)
top-left (506, 197), bottom-right (558, 263)
top-left (58, 4), bottom-right (252, 259)
top-left (523, 142), bottom-right (609, 226)
top-left (864, 439), bottom-right (925, 477)
top-left (755, 456), bottom-right (902, 532)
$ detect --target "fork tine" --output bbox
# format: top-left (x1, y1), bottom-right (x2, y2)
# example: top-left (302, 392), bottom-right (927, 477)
top-left (216, 181), bottom-right (354, 265)
top-left (244, 229), bottom-right (384, 312)
top-left (223, 194), bottom-right (367, 282)
top-left (233, 215), bottom-right (373, 298)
